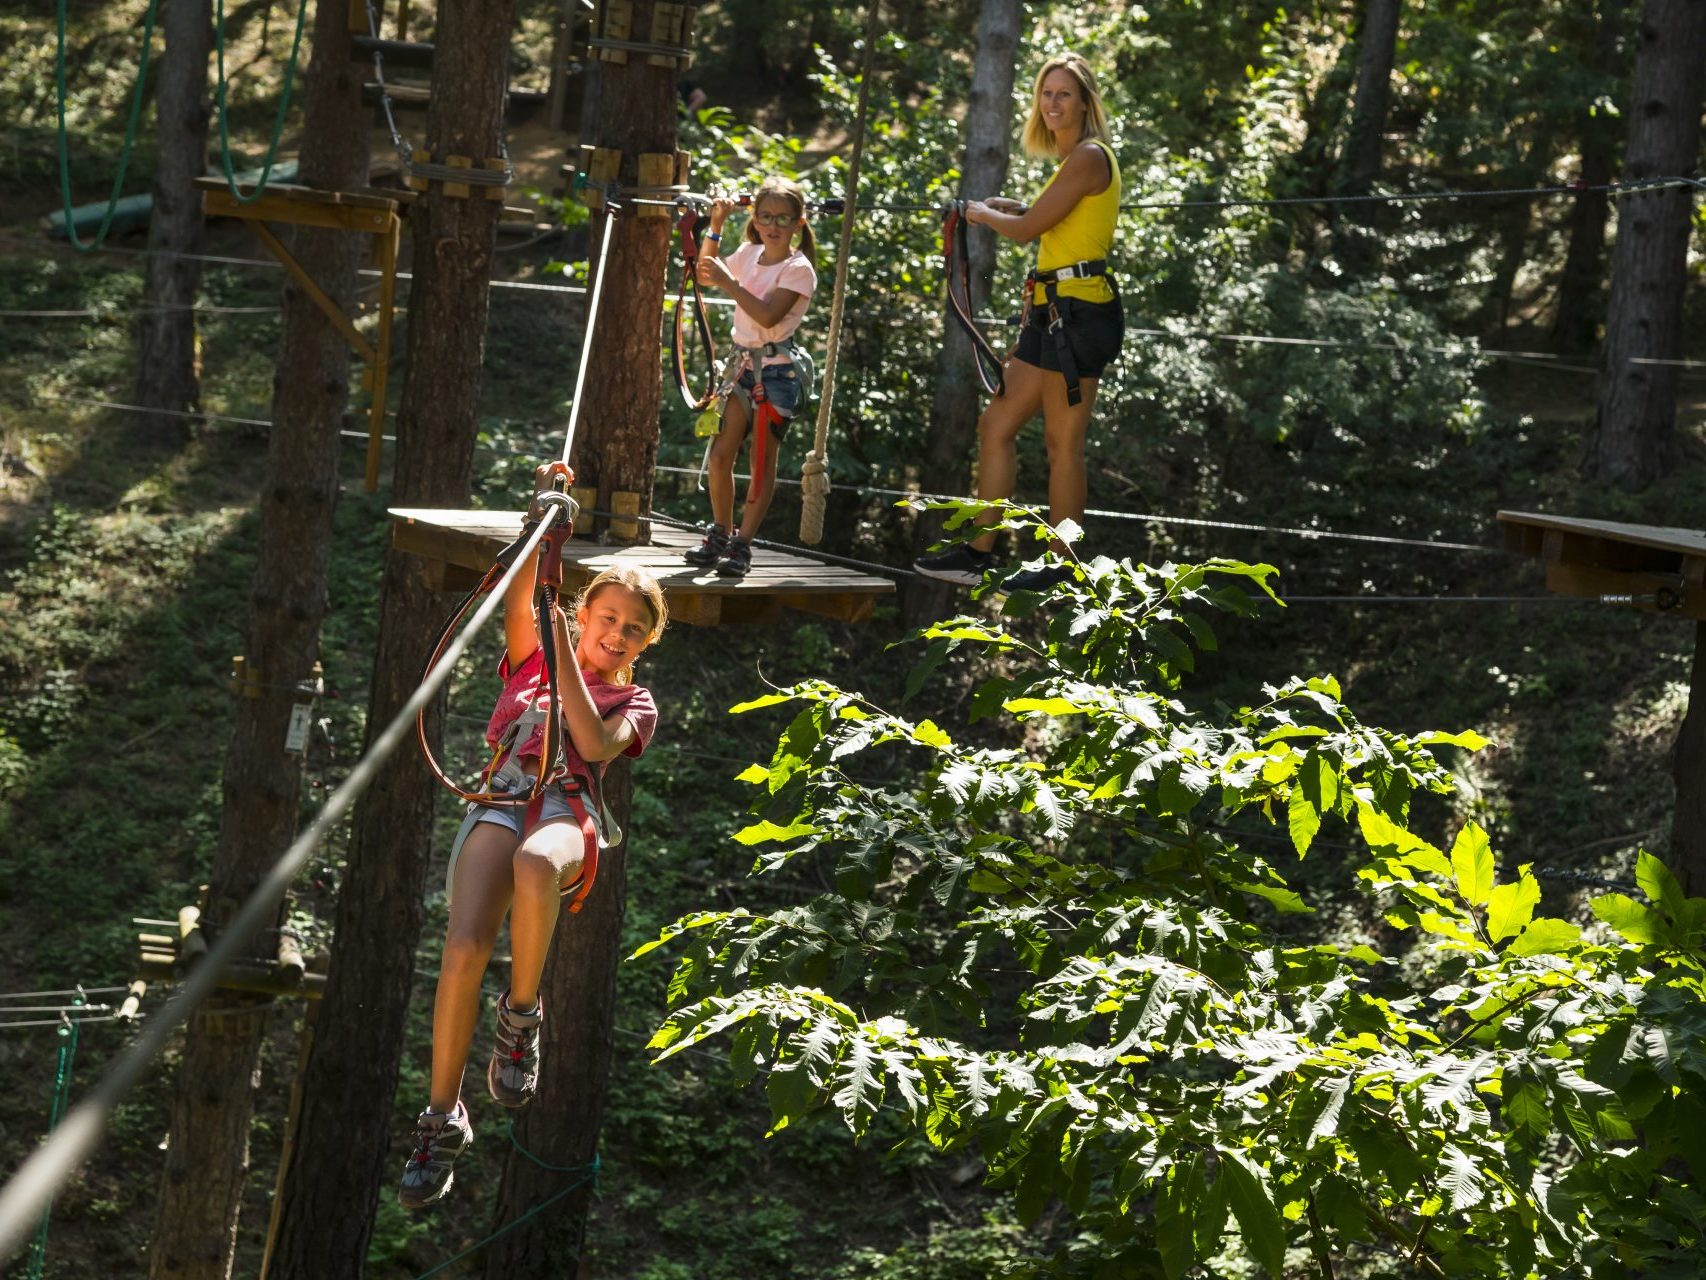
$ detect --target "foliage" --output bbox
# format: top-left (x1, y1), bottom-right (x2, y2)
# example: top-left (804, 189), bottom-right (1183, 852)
top-left (643, 510), bottom-right (1706, 1277)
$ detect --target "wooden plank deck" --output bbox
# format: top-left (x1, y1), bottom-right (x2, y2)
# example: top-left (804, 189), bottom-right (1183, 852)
top-left (390, 507), bottom-right (895, 627)
top-left (1498, 510), bottom-right (1706, 620)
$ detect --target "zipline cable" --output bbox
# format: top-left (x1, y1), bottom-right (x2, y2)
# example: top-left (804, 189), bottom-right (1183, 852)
top-left (0, 511), bottom-right (562, 1268)
top-left (560, 203), bottom-right (619, 464)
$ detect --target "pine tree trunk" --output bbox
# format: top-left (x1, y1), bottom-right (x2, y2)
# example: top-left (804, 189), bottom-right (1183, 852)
top-left (902, 0), bottom-right (1021, 626)
top-left (1551, 0), bottom-right (1627, 356)
top-left (263, 0), bottom-right (512, 1274)
top-left (1339, 0), bottom-right (1400, 195)
top-left (146, 9), bottom-right (367, 1271)
top-left (135, 0), bottom-right (212, 440)
top-left (1584, 0), bottom-right (1706, 490)
top-left (480, 18), bottom-right (675, 1271)
top-left (564, 21), bottom-right (676, 541)
top-left (481, 761), bottom-right (634, 1277)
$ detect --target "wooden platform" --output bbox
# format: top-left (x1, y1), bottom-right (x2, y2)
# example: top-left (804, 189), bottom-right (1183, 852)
top-left (390, 508), bottom-right (895, 626)
top-left (1498, 510), bottom-right (1706, 620)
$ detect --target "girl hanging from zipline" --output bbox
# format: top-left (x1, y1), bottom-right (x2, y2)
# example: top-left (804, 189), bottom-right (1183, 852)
top-left (399, 466), bottom-right (667, 1209)
top-left (915, 51), bottom-right (1124, 594)
top-left (684, 175), bottom-right (819, 579)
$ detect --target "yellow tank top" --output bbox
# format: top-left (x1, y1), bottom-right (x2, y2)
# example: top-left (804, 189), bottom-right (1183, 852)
top-left (1033, 139), bottom-right (1119, 304)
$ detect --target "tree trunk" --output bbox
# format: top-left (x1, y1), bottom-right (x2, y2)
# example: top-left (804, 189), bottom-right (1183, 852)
top-left (565, 18), bottom-right (676, 541)
top-left (1584, 0), bottom-right (1706, 490)
top-left (901, 0), bottom-right (1021, 627)
top-left (135, 0), bottom-right (212, 440)
top-left (264, 0), bottom-right (512, 1274)
top-left (1339, 0), bottom-right (1400, 196)
top-left (146, 5), bottom-right (367, 1272)
top-left (1551, 0), bottom-right (1627, 356)
top-left (481, 761), bottom-right (634, 1277)
top-left (1672, 623), bottom-right (1706, 897)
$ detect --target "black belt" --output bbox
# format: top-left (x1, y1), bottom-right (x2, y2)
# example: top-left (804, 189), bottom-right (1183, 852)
top-left (1025, 258), bottom-right (1113, 407)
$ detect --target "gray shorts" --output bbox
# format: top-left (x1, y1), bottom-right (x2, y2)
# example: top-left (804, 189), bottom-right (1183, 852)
top-left (444, 788), bottom-right (596, 905)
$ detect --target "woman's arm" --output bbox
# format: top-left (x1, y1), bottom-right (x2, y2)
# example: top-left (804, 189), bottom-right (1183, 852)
top-left (966, 142), bottom-right (1111, 242)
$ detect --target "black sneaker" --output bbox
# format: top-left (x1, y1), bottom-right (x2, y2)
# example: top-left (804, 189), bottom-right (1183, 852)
top-left (1003, 563), bottom-right (1075, 594)
top-left (716, 535), bottom-right (753, 579)
top-left (913, 544), bottom-right (1001, 586)
top-left (684, 523), bottom-right (731, 568)
top-left (397, 1101), bottom-right (473, 1209)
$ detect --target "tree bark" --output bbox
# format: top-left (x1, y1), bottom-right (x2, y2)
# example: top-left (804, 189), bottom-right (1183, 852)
top-left (1672, 623), bottom-right (1706, 897)
top-left (1339, 0), bottom-right (1401, 196)
top-left (565, 17), bottom-right (676, 542)
top-left (901, 0), bottom-right (1021, 627)
top-left (135, 0), bottom-right (213, 441)
top-left (146, 6), bottom-right (367, 1273)
top-left (1584, 0), bottom-right (1706, 490)
top-left (1551, 0), bottom-right (1627, 356)
top-left (481, 761), bottom-right (634, 1277)
top-left (264, 0), bottom-right (512, 1275)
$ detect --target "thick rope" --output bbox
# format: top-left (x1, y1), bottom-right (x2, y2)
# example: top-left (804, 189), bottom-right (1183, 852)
top-left (799, 0), bottom-right (882, 545)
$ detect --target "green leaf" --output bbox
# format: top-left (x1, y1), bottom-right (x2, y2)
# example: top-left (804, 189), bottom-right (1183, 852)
top-left (1485, 871), bottom-right (1541, 942)
top-left (1439, 1143), bottom-right (1486, 1211)
top-left (1450, 823), bottom-right (1494, 906)
top-left (732, 818), bottom-right (818, 847)
top-left (1591, 893), bottom-right (1666, 945)
top-left (1307, 1076), bottom-right (1351, 1145)
top-left (1156, 1154), bottom-right (1205, 1280)
top-left (1218, 1150), bottom-right (1287, 1277)
top-left (1004, 696), bottom-right (1088, 717)
top-left (1288, 784), bottom-right (1320, 856)
top-left (1232, 881), bottom-right (1313, 914)
top-left (1635, 850), bottom-right (1687, 919)
top-left (1503, 1080), bottom-right (1549, 1133)
top-left (735, 762), bottom-right (770, 784)
top-left (1507, 916), bottom-right (1581, 956)
top-left (730, 692), bottom-right (799, 713)
top-left (1414, 728), bottom-right (1490, 751)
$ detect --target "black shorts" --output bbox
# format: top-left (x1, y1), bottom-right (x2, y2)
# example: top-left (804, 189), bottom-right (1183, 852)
top-left (1012, 295), bottom-right (1124, 380)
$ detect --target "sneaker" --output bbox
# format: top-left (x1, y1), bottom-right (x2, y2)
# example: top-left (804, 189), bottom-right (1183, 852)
top-left (1003, 563), bottom-right (1075, 594)
top-left (487, 991), bottom-right (543, 1108)
top-left (716, 535), bottom-right (753, 579)
top-left (913, 544), bottom-right (1001, 586)
top-left (397, 1101), bottom-right (472, 1209)
top-left (684, 523), bottom-right (732, 568)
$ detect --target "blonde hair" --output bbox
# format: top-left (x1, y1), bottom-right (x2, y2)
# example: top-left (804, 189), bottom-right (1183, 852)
top-left (743, 174), bottom-right (818, 262)
top-left (573, 565), bottom-right (667, 686)
top-left (1021, 52), bottom-right (1111, 159)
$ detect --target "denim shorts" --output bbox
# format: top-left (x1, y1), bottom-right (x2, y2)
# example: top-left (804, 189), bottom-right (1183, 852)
top-left (1013, 296), bottom-right (1124, 379)
top-left (444, 787), bottom-right (594, 905)
top-left (731, 363), bottom-right (803, 431)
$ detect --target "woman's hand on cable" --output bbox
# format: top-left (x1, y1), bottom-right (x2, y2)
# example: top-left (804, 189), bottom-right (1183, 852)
top-left (697, 253), bottom-right (736, 291)
top-left (984, 196), bottom-right (1027, 213)
top-left (963, 199), bottom-right (994, 226)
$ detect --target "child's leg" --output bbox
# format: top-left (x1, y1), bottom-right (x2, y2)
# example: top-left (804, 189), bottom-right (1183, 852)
top-left (430, 821), bottom-right (520, 1111)
top-left (505, 816), bottom-right (587, 1009)
top-left (705, 395), bottom-right (752, 531)
top-left (736, 417), bottom-right (784, 541)
top-left (971, 359), bottom-right (1046, 552)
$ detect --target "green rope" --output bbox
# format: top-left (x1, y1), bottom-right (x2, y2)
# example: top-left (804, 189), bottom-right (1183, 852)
top-left (212, 0), bottom-right (310, 203)
top-left (26, 1004), bottom-right (81, 1280)
top-left (54, 0), bottom-right (162, 252)
top-left (409, 1141), bottom-right (599, 1280)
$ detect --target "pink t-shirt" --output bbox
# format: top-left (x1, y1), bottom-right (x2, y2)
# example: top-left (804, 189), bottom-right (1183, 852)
top-left (487, 648), bottom-right (657, 788)
top-left (726, 242), bottom-right (816, 362)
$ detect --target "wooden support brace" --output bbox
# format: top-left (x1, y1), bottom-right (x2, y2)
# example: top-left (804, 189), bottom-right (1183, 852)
top-left (595, 0), bottom-right (632, 62)
top-left (576, 146), bottom-right (621, 209)
top-left (231, 654), bottom-right (261, 698)
top-left (117, 979), bottom-right (147, 1021)
top-left (636, 152), bottom-right (678, 217)
top-left (249, 221), bottom-right (379, 362)
top-left (649, 2), bottom-right (693, 68)
top-left (570, 485), bottom-right (597, 534)
top-left (406, 149), bottom-right (431, 193)
top-left (609, 490), bottom-right (642, 540)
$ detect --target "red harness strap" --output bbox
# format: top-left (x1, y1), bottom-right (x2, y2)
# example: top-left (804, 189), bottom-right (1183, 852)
top-left (745, 369), bottom-right (782, 507)
top-left (520, 779), bottom-right (601, 914)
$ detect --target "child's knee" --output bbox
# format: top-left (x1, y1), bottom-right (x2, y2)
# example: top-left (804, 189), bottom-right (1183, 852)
top-left (513, 844), bottom-right (578, 897)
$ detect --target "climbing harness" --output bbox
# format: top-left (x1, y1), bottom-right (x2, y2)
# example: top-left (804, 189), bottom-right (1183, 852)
top-left (670, 205), bottom-right (720, 415)
top-left (941, 200), bottom-right (1009, 398)
top-left (1024, 257), bottom-right (1118, 408)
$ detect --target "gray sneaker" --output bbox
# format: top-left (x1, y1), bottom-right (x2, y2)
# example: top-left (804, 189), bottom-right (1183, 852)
top-left (397, 1101), bottom-right (472, 1209)
top-left (486, 991), bottom-right (542, 1108)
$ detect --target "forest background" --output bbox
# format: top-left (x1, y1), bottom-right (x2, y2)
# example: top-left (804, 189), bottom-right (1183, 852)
top-left (0, 0), bottom-right (1703, 1276)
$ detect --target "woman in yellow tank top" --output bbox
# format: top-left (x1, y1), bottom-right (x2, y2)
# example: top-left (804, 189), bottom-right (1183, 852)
top-left (915, 52), bottom-right (1123, 594)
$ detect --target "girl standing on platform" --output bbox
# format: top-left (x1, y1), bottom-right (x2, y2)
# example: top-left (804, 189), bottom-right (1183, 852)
top-left (684, 176), bottom-right (819, 580)
top-left (914, 52), bottom-right (1123, 594)
top-left (399, 469), bottom-right (667, 1209)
